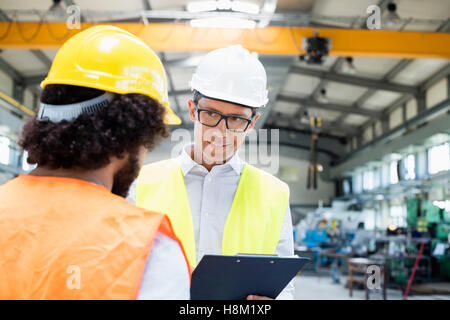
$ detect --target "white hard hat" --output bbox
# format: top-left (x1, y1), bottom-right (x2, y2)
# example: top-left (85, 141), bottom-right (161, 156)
top-left (190, 45), bottom-right (269, 108)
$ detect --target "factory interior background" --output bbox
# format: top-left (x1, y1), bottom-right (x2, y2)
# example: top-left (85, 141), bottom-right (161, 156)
top-left (0, 0), bottom-right (449, 300)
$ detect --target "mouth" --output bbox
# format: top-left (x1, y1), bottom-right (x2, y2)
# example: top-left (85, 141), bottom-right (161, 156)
top-left (210, 142), bottom-right (233, 149)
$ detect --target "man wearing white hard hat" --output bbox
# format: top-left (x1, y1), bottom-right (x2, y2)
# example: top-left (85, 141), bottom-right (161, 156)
top-left (128, 45), bottom-right (294, 300)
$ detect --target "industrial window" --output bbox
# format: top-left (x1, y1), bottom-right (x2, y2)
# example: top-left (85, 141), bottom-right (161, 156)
top-left (390, 161), bottom-right (399, 184)
top-left (390, 205), bottom-right (406, 227)
top-left (427, 143), bottom-right (450, 175)
top-left (381, 163), bottom-right (390, 187)
top-left (416, 150), bottom-right (427, 178)
top-left (0, 136), bottom-right (10, 165)
top-left (404, 154), bottom-right (416, 180)
top-left (373, 167), bottom-right (381, 189)
top-left (353, 173), bottom-right (363, 194)
top-left (364, 209), bottom-right (376, 230)
top-left (343, 179), bottom-right (351, 195)
top-left (363, 170), bottom-right (374, 191)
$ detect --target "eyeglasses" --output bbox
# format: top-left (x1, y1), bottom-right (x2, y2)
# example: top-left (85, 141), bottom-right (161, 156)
top-left (194, 103), bottom-right (254, 133)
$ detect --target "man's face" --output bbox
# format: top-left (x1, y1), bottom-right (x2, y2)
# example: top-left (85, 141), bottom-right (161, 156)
top-left (111, 146), bottom-right (146, 197)
top-left (188, 96), bottom-right (260, 165)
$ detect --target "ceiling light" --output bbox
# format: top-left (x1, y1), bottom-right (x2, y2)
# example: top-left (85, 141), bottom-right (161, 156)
top-left (231, 1), bottom-right (260, 14)
top-left (388, 224), bottom-right (397, 231)
top-left (384, 2), bottom-right (401, 28)
top-left (187, 1), bottom-right (260, 14)
top-left (341, 56), bottom-right (356, 74)
top-left (187, 1), bottom-right (218, 13)
top-left (216, 0), bottom-right (232, 10)
top-left (317, 88), bottom-right (329, 104)
top-left (190, 17), bottom-right (256, 28)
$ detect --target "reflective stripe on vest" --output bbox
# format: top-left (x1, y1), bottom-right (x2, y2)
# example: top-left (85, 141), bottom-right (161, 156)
top-left (0, 175), bottom-right (191, 299)
top-left (136, 159), bottom-right (289, 267)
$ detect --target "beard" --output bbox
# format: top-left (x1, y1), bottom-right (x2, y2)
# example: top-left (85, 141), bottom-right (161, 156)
top-left (111, 151), bottom-right (140, 198)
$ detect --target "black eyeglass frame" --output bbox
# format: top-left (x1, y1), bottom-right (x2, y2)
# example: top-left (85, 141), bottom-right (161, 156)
top-left (193, 102), bottom-right (255, 133)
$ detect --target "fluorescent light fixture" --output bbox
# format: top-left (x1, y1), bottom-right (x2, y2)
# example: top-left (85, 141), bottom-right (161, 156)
top-left (216, 0), bottom-right (232, 10)
top-left (187, 1), bottom-right (260, 14)
top-left (187, 1), bottom-right (217, 13)
top-left (190, 17), bottom-right (256, 28)
top-left (231, 1), bottom-right (260, 14)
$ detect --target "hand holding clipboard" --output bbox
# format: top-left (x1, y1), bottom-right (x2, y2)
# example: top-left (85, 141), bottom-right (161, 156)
top-left (190, 254), bottom-right (310, 300)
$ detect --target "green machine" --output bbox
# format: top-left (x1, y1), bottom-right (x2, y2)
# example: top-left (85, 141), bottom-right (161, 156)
top-left (407, 198), bottom-right (450, 279)
top-left (407, 198), bottom-right (448, 234)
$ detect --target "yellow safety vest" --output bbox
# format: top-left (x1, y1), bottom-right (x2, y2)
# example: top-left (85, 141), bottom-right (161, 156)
top-left (136, 159), bottom-right (289, 267)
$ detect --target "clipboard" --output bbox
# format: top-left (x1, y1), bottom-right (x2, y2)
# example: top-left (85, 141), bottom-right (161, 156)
top-left (190, 254), bottom-right (310, 300)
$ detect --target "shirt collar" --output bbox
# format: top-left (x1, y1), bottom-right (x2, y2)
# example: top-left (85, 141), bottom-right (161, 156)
top-left (177, 144), bottom-right (244, 176)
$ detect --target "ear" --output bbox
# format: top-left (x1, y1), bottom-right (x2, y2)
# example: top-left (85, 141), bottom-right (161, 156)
top-left (248, 112), bottom-right (260, 131)
top-left (187, 99), bottom-right (196, 122)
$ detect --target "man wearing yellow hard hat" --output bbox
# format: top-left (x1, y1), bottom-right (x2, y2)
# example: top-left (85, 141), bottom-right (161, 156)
top-left (0, 26), bottom-right (190, 299)
top-left (128, 45), bottom-right (295, 300)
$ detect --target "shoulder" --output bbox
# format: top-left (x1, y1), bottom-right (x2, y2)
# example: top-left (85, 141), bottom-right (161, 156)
top-left (109, 191), bottom-right (165, 219)
top-left (141, 158), bottom-right (179, 172)
top-left (138, 158), bottom-right (180, 183)
top-left (244, 163), bottom-right (289, 194)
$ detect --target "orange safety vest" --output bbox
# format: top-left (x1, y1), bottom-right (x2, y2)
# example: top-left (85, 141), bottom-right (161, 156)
top-left (0, 175), bottom-right (191, 300)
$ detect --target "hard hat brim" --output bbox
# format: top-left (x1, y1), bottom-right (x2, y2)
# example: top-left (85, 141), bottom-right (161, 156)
top-left (41, 78), bottom-right (182, 125)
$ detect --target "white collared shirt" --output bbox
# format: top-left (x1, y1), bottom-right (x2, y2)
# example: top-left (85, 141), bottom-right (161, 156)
top-left (128, 145), bottom-right (295, 299)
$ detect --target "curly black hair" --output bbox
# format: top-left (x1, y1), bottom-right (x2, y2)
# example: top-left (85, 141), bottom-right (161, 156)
top-left (19, 84), bottom-right (169, 169)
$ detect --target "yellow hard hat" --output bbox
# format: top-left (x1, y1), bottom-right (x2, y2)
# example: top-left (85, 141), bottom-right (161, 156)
top-left (41, 25), bottom-right (181, 125)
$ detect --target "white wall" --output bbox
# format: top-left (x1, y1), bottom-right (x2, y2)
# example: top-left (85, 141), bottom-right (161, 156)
top-left (426, 78), bottom-right (447, 109)
top-left (276, 155), bottom-right (335, 206)
top-left (0, 69), bottom-right (13, 97)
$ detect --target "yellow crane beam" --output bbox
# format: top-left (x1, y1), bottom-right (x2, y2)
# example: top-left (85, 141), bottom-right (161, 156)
top-left (0, 22), bottom-right (449, 59)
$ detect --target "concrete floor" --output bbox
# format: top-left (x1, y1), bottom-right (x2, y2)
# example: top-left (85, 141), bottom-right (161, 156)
top-left (293, 274), bottom-right (450, 300)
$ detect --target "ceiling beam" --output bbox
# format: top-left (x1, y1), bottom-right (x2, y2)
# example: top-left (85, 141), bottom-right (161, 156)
top-left (254, 56), bottom-right (294, 130)
top-left (358, 62), bottom-right (450, 133)
top-left (0, 56), bottom-right (23, 83)
top-left (160, 52), bottom-right (181, 112)
top-left (258, 0), bottom-right (277, 28)
top-left (291, 66), bottom-right (418, 94)
top-left (331, 98), bottom-right (450, 177)
top-left (141, 0), bottom-right (152, 11)
top-left (331, 59), bottom-right (414, 127)
top-left (1, 22), bottom-right (449, 58)
top-left (346, 22), bottom-right (450, 142)
top-left (278, 94), bottom-right (380, 117)
top-left (271, 113), bottom-right (359, 136)
top-left (30, 50), bottom-right (52, 69)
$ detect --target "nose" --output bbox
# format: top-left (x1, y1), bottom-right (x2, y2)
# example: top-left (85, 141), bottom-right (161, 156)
top-left (216, 117), bottom-right (227, 132)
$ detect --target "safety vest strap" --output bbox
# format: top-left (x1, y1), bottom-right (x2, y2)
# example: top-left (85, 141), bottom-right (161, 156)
top-left (136, 159), bottom-right (289, 267)
top-left (222, 163), bottom-right (289, 256)
top-left (137, 159), bottom-right (197, 267)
